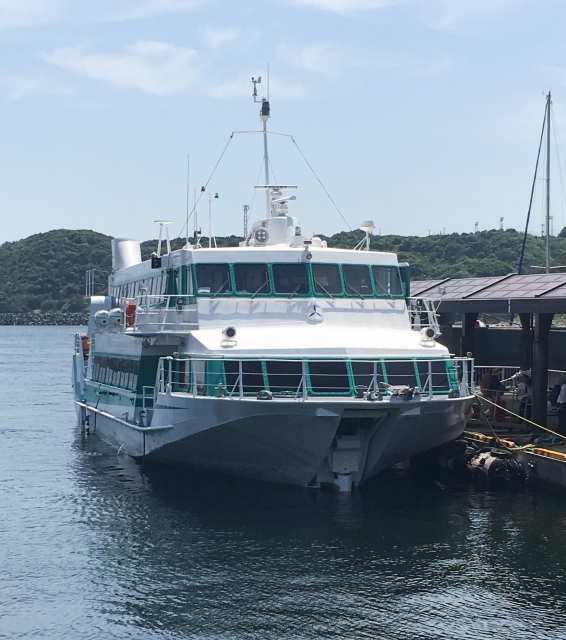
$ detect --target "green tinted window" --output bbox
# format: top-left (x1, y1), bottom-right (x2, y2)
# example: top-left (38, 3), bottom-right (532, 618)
top-left (234, 264), bottom-right (270, 295)
top-left (372, 266), bottom-right (403, 296)
top-left (312, 264), bottom-right (343, 294)
top-left (272, 264), bottom-right (309, 295)
top-left (343, 265), bottom-right (372, 297)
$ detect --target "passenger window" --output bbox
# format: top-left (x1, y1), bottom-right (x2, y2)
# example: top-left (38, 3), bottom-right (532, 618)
top-left (372, 266), bottom-right (404, 296)
top-left (308, 361), bottom-right (350, 394)
top-left (266, 361), bottom-right (303, 393)
top-left (343, 265), bottom-right (372, 297)
top-left (351, 361), bottom-right (386, 391)
top-left (312, 264), bottom-right (343, 295)
top-left (415, 360), bottom-right (450, 392)
top-left (385, 360), bottom-right (417, 388)
top-left (195, 264), bottom-right (232, 295)
top-left (234, 264), bottom-right (270, 295)
top-left (272, 264), bottom-right (309, 294)
top-left (223, 360), bottom-right (264, 393)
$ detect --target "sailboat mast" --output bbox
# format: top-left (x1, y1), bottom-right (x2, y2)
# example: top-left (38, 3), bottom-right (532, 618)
top-left (545, 91), bottom-right (551, 273)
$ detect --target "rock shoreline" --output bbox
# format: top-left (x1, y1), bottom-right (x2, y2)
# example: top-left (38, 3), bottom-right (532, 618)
top-left (0, 312), bottom-right (89, 326)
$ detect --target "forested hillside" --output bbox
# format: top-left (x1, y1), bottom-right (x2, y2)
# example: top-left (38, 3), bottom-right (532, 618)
top-left (0, 229), bottom-right (112, 313)
top-left (1, 227), bottom-right (565, 313)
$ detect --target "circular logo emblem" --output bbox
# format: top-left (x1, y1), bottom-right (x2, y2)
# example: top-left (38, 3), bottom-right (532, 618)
top-left (306, 303), bottom-right (323, 323)
top-left (254, 227), bottom-right (269, 244)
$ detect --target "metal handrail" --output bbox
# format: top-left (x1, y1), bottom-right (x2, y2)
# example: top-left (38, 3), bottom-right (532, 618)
top-left (407, 297), bottom-right (441, 333)
top-left (133, 294), bottom-right (198, 332)
top-left (156, 355), bottom-right (474, 401)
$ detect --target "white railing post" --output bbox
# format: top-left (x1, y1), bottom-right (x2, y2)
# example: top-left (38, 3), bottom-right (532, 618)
top-left (302, 361), bottom-right (308, 402)
top-left (470, 358), bottom-right (476, 392)
top-left (238, 360), bottom-right (243, 399)
top-left (372, 361), bottom-right (377, 394)
top-left (460, 359), bottom-right (468, 397)
top-left (167, 358), bottom-right (173, 394)
top-left (192, 359), bottom-right (197, 398)
top-left (428, 360), bottom-right (433, 399)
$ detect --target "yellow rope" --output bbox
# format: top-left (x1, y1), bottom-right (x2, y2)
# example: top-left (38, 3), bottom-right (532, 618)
top-left (471, 390), bottom-right (564, 440)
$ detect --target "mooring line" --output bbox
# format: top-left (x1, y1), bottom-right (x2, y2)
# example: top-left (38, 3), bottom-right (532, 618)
top-left (471, 391), bottom-right (564, 441)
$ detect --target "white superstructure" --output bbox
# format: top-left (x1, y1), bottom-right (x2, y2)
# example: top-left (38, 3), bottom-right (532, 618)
top-left (73, 84), bottom-right (474, 491)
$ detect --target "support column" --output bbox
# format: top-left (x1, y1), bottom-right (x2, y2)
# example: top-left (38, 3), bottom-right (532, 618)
top-left (519, 313), bottom-right (533, 371)
top-left (532, 313), bottom-right (554, 428)
top-left (437, 312), bottom-right (455, 352)
top-left (460, 312), bottom-right (478, 357)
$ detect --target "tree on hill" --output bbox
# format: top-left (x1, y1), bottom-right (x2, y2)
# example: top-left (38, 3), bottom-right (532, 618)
top-left (1, 227), bottom-right (566, 313)
top-left (0, 229), bottom-right (112, 313)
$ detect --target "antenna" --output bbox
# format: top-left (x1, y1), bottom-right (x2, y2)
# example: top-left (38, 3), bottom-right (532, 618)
top-left (475, 222), bottom-right (478, 233)
top-left (185, 154), bottom-right (190, 247)
top-left (243, 204), bottom-right (250, 237)
top-left (252, 76), bottom-right (262, 103)
top-left (499, 217), bottom-right (504, 230)
top-left (201, 187), bottom-right (219, 248)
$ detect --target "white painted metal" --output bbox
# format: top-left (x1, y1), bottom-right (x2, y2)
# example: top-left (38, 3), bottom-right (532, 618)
top-left (74, 90), bottom-right (476, 491)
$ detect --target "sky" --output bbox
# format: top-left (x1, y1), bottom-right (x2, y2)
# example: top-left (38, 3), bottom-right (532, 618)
top-left (1, 0), bottom-right (566, 243)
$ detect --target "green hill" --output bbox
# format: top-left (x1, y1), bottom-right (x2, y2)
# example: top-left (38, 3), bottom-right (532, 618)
top-left (0, 229), bottom-right (112, 313)
top-left (1, 227), bottom-right (565, 313)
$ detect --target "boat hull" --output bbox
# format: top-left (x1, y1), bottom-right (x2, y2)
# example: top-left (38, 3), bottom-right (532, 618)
top-left (82, 392), bottom-right (473, 487)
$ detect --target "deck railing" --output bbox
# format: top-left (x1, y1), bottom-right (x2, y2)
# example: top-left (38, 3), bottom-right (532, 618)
top-left (133, 294), bottom-right (198, 333)
top-left (156, 356), bottom-right (474, 401)
top-left (407, 297), bottom-right (441, 334)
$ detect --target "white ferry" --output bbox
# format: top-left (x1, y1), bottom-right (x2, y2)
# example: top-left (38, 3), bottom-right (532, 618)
top-left (73, 85), bottom-right (474, 491)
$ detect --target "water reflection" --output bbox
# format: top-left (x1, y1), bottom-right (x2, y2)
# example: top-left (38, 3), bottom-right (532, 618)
top-left (72, 432), bottom-right (566, 640)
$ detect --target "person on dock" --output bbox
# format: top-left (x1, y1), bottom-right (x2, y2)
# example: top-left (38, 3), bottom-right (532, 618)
top-left (557, 377), bottom-right (566, 436)
top-left (516, 374), bottom-right (533, 423)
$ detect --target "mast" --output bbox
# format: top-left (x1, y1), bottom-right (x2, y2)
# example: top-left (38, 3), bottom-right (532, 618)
top-left (262, 101), bottom-right (270, 217)
top-left (545, 91), bottom-right (551, 273)
top-left (252, 76), bottom-right (271, 217)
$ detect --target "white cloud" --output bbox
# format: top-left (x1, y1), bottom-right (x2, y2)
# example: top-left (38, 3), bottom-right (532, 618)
top-left (43, 41), bottom-right (201, 95)
top-left (42, 41), bottom-right (306, 99)
top-left (0, 72), bottom-right (73, 99)
top-left (289, 0), bottom-right (398, 11)
top-left (0, 0), bottom-right (204, 29)
top-left (419, 0), bottom-right (532, 32)
top-left (279, 42), bottom-right (451, 79)
top-left (289, 0), bottom-right (532, 31)
top-left (201, 27), bottom-right (239, 49)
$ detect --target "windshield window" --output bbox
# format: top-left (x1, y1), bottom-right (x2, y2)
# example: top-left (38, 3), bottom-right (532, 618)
top-left (312, 264), bottom-right (342, 295)
top-left (234, 263), bottom-right (270, 295)
top-left (272, 264), bottom-right (309, 294)
top-left (343, 265), bottom-right (372, 297)
top-left (372, 266), bottom-right (403, 296)
top-left (195, 264), bottom-right (232, 295)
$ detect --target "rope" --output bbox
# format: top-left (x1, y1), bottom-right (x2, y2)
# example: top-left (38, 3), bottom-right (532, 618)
top-left (292, 138), bottom-right (352, 231)
top-left (177, 135), bottom-right (233, 240)
top-left (471, 390), bottom-right (564, 440)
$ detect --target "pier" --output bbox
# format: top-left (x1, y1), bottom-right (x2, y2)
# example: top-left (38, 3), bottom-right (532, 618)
top-left (411, 273), bottom-right (566, 490)
top-left (411, 272), bottom-right (566, 427)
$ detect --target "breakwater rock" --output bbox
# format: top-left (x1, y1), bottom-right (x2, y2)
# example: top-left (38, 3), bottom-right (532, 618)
top-left (0, 312), bottom-right (89, 326)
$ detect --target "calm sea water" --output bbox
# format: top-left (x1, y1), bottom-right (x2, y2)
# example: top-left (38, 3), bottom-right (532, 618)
top-left (2, 326), bottom-right (566, 639)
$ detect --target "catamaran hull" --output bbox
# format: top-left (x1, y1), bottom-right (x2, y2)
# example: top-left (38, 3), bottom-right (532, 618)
top-left (79, 393), bottom-right (473, 487)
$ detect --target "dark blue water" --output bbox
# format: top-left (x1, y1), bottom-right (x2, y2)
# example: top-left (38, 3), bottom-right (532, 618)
top-left (2, 326), bottom-right (566, 639)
